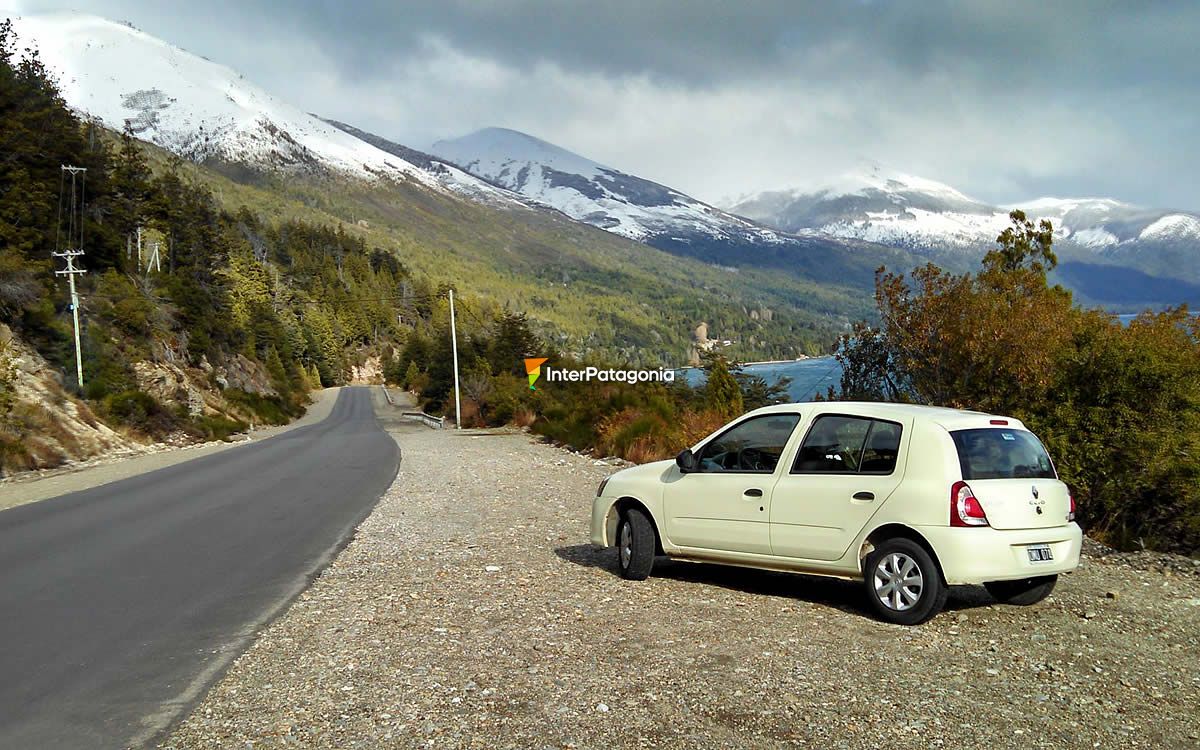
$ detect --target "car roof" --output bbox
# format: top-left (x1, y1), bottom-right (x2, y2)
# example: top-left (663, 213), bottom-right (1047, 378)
top-left (746, 401), bottom-right (1027, 431)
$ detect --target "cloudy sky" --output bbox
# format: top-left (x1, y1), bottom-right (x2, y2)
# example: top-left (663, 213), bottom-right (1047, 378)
top-left (5, 0), bottom-right (1199, 208)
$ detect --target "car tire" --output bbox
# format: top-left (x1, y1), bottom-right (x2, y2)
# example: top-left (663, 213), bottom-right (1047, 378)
top-left (984, 575), bottom-right (1057, 605)
top-left (615, 507), bottom-right (655, 581)
top-left (864, 537), bottom-right (947, 625)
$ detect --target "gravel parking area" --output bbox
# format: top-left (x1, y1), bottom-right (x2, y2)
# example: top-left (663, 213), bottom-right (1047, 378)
top-left (164, 424), bottom-right (1200, 749)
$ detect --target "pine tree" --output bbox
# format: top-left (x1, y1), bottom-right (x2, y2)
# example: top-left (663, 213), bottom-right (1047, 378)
top-left (403, 361), bottom-right (420, 391)
top-left (263, 346), bottom-right (288, 396)
top-left (109, 126), bottom-right (153, 254)
top-left (702, 353), bottom-right (743, 418)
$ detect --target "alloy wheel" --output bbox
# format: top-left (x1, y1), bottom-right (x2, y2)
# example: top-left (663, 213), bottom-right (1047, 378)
top-left (874, 552), bottom-right (924, 611)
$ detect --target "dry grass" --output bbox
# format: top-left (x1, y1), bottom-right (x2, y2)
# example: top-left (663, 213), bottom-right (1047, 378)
top-left (511, 407), bottom-right (537, 429)
top-left (595, 406), bottom-right (729, 463)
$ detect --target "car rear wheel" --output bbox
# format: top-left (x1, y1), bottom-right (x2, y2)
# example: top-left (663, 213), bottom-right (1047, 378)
top-left (864, 538), bottom-right (947, 625)
top-left (615, 507), bottom-right (655, 581)
top-left (985, 575), bottom-right (1057, 605)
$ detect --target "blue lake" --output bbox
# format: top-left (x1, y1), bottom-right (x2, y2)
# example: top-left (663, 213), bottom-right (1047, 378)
top-left (680, 357), bottom-right (843, 402)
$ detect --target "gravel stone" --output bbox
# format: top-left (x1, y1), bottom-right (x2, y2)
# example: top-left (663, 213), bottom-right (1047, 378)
top-left (163, 425), bottom-right (1200, 749)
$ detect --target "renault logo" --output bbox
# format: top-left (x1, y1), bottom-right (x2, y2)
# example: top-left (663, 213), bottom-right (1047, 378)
top-left (1031, 485), bottom-right (1039, 499)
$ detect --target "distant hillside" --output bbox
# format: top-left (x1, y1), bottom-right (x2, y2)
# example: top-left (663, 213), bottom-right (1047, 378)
top-left (162, 142), bottom-right (864, 365)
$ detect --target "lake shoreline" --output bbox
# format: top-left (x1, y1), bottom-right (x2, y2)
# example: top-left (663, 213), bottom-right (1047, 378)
top-left (676, 355), bottom-right (821, 373)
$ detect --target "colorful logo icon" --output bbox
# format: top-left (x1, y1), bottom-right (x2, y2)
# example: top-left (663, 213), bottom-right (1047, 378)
top-left (524, 357), bottom-right (549, 390)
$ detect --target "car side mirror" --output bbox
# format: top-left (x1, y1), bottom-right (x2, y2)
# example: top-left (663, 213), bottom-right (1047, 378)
top-left (676, 448), bottom-right (699, 474)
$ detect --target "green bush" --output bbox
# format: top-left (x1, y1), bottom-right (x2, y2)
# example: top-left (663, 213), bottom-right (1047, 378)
top-left (189, 413), bottom-right (249, 441)
top-left (104, 390), bottom-right (177, 436)
top-left (223, 388), bottom-right (297, 425)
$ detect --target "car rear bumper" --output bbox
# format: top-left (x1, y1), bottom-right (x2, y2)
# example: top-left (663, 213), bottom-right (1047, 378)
top-left (916, 522), bottom-right (1083, 585)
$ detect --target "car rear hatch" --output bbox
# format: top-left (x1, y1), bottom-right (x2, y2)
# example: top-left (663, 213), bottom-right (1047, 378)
top-left (950, 427), bottom-right (1070, 530)
top-left (965, 478), bottom-right (1070, 530)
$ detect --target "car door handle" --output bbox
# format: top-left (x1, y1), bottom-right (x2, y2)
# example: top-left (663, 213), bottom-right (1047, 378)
top-left (743, 488), bottom-right (764, 498)
top-left (852, 491), bottom-right (875, 501)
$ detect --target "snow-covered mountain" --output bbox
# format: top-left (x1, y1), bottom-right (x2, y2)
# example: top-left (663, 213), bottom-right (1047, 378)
top-left (431, 128), bottom-right (787, 244)
top-left (726, 167), bottom-right (1200, 267)
top-left (429, 128), bottom-right (917, 290)
top-left (7, 12), bottom-right (513, 203)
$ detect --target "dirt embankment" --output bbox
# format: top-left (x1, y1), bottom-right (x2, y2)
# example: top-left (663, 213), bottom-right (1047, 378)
top-left (0, 324), bottom-right (282, 479)
top-left (164, 423), bottom-right (1200, 750)
top-left (0, 326), bottom-right (136, 472)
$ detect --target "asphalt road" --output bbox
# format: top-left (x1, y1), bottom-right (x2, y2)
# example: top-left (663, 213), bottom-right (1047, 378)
top-left (0, 387), bottom-right (400, 749)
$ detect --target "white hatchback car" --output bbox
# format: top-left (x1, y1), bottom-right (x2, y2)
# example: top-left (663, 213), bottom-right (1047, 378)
top-left (591, 402), bottom-right (1082, 624)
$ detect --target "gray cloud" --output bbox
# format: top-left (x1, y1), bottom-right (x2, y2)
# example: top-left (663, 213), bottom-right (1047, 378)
top-left (10, 0), bottom-right (1200, 208)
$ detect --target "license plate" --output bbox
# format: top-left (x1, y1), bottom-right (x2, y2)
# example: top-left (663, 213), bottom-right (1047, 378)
top-left (1027, 544), bottom-right (1053, 563)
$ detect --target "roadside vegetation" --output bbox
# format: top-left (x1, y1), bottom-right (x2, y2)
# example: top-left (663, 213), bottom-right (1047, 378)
top-left (835, 210), bottom-right (1200, 553)
top-left (386, 303), bottom-right (788, 463)
top-left (0, 23), bottom-right (421, 470)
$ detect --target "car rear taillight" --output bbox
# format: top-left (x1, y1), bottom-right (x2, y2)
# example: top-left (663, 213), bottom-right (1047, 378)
top-left (597, 477), bottom-right (610, 497)
top-left (1067, 493), bottom-right (1076, 522)
top-left (950, 481), bottom-right (989, 527)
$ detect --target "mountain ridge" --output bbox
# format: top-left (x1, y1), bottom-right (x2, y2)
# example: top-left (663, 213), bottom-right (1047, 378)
top-left (726, 168), bottom-right (1199, 266)
top-left (429, 127), bottom-right (924, 292)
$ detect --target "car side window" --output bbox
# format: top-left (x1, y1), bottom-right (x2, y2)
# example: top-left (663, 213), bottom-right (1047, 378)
top-left (860, 420), bottom-right (902, 474)
top-left (792, 415), bottom-right (872, 473)
top-left (697, 414), bottom-right (801, 473)
top-left (792, 415), bottom-right (903, 475)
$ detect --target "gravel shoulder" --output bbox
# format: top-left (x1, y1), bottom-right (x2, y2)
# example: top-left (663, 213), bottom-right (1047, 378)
top-left (0, 387), bottom-right (342, 512)
top-left (164, 422), bottom-right (1200, 749)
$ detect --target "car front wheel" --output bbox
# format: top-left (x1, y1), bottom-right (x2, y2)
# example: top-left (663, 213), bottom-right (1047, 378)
top-left (615, 508), bottom-right (655, 581)
top-left (864, 538), bottom-right (948, 625)
top-left (985, 575), bottom-right (1057, 605)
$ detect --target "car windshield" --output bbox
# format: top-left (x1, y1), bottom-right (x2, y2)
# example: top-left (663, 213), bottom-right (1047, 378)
top-left (951, 428), bottom-right (1057, 480)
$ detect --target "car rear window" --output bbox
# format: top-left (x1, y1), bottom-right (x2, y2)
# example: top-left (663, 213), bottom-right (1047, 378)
top-left (950, 428), bottom-right (1056, 480)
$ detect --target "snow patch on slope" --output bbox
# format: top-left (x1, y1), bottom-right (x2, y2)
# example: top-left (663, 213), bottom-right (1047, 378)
top-left (815, 167), bottom-right (981, 207)
top-left (434, 127), bottom-right (603, 182)
top-left (1140, 214), bottom-right (1200, 242)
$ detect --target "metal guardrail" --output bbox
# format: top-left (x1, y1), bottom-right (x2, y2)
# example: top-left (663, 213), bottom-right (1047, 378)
top-left (402, 411), bottom-right (446, 429)
top-left (382, 385), bottom-right (446, 429)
